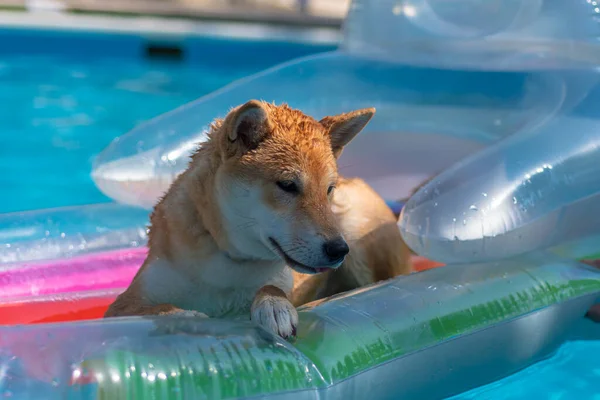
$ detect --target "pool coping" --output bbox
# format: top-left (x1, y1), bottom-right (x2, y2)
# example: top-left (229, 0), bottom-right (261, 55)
top-left (0, 0), bottom-right (346, 28)
top-left (0, 10), bottom-right (342, 45)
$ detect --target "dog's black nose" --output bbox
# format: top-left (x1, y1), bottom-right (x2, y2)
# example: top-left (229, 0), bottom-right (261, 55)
top-left (323, 237), bottom-right (349, 262)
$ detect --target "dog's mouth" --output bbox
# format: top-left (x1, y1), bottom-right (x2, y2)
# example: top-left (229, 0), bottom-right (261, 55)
top-left (268, 238), bottom-right (338, 275)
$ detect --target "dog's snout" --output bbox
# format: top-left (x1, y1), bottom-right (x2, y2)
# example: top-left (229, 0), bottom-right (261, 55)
top-left (323, 237), bottom-right (349, 262)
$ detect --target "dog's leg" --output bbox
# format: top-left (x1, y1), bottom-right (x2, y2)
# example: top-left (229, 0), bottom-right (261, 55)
top-left (104, 290), bottom-right (208, 318)
top-left (104, 302), bottom-right (208, 318)
top-left (251, 285), bottom-right (298, 339)
top-left (105, 303), bottom-right (209, 318)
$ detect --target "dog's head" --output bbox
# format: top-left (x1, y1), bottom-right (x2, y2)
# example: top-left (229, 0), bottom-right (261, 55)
top-left (212, 100), bottom-right (375, 274)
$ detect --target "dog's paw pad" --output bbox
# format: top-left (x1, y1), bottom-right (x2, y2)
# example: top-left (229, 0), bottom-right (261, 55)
top-left (251, 297), bottom-right (298, 339)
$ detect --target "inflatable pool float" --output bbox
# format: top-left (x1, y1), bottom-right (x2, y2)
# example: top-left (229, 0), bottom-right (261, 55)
top-left (1, 228), bottom-right (599, 399)
top-left (90, 0), bottom-right (600, 209)
top-left (399, 111), bottom-right (600, 264)
top-left (1, 153), bottom-right (599, 396)
top-left (3, 206), bottom-right (598, 399)
top-left (2, 0), bottom-right (600, 398)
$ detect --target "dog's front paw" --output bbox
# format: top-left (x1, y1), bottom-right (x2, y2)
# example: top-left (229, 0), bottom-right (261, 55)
top-left (251, 290), bottom-right (298, 339)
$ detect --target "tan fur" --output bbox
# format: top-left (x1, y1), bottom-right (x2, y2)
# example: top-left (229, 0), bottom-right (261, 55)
top-left (291, 177), bottom-right (412, 306)
top-left (105, 100), bottom-right (411, 338)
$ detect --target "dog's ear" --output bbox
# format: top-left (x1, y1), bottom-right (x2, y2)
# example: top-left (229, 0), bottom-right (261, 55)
top-left (227, 100), bottom-right (270, 152)
top-left (320, 108), bottom-right (375, 158)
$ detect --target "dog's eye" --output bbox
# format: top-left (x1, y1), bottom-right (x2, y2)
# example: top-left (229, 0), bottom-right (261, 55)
top-left (327, 185), bottom-right (335, 195)
top-left (276, 180), bottom-right (299, 194)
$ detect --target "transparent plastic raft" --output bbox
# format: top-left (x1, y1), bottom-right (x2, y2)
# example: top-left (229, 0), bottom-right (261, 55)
top-left (91, 0), bottom-right (600, 210)
top-left (0, 252), bottom-right (599, 399)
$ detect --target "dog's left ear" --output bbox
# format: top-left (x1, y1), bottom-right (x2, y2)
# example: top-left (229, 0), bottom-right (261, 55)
top-left (228, 100), bottom-right (271, 152)
top-left (320, 108), bottom-right (375, 158)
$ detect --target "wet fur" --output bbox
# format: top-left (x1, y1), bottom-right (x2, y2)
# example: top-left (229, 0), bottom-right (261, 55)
top-left (105, 100), bottom-right (412, 338)
top-left (291, 177), bottom-right (412, 306)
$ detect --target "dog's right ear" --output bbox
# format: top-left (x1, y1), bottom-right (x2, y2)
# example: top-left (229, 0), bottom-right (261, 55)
top-left (227, 100), bottom-right (270, 152)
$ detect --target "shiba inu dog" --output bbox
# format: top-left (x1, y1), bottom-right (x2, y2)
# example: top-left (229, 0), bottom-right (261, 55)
top-left (104, 100), bottom-right (412, 339)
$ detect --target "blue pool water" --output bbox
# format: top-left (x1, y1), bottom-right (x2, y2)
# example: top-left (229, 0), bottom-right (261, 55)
top-left (454, 338), bottom-right (600, 399)
top-left (0, 28), bottom-right (335, 214)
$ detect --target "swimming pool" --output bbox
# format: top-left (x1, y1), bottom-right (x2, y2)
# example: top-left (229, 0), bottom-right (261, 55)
top-left (0, 15), bottom-right (337, 213)
top-left (0, 12), bottom-right (598, 400)
top-left (453, 322), bottom-right (600, 399)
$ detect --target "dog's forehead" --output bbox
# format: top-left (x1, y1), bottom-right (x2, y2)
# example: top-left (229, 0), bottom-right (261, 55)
top-left (253, 133), bottom-right (336, 181)
top-left (237, 104), bottom-right (337, 180)
top-left (272, 115), bottom-right (332, 153)
top-left (269, 107), bottom-right (326, 140)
